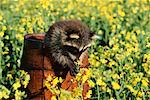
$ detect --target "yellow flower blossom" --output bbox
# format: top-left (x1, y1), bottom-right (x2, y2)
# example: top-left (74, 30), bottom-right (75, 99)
top-left (118, 9), bottom-right (125, 17)
top-left (72, 87), bottom-right (82, 97)
top-left (142, 31), bottom-right (145, 35)
top-left (112, 74), bottom-right (120, 80)
top-left (44, 81), bottom-right (51, 90)
top-left (97, 78), bottom-right (106, 86)
top-left (22, 74), bottom-right (30, 88)
top-left (112, 82), bottom-right (120, 90)
top-left (0, 85), bottom-right (10, 99)
top-left (88, 80), bottom-right (95, 87)
top-left (13, 81), bottom-right (21, 90)
top-left (126, 85), bottom-right (138, 95)
top-left (125, 32), bottom-right (131, 40)
top-left (82, 75), bottom-right (88, 84)
top-left (15, 34), bottom-right (24, 41)
top-left (85, 68), bottom-right (92, 77)
top-left (75, 72), bottom-right (82, 81)
top-left (136, 97), bottom-right (142, 100)
top-left (141, 79), bottom-right (148, 87)
top-left (0, 31), bottom-right (4, 37)
top-left (59, 77), bottom-right (63, 83)
top-left (100, 58), bottom-right (107, 64)
top-left (0, 15), bottom-right (2, 21)
top-left (15, 90), bottom-right (25, 100)
top-left (19, 27), bottom-right (25, 33)
top-left (6, 74), bottom-right (13, 80)
top-left (132, 34), bottom-right (137, 42)
top-left (137, 91), bottom-right (143, 97)
top-left (110, 97), bottom-right (115, 100)
top-left (2, 26), bottom-right (7, 31)
top-left (98, 30), bottom-right (103, 35)
top-left (51, 96), bottom-right (57, 100)
top-left (85, 90), bottom-right (92, 99)
top-left (52, 77), bottom-right (59, 87)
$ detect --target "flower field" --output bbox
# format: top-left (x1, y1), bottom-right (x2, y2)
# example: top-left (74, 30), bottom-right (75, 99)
top-left (0, 0), bottom-right (150, 100)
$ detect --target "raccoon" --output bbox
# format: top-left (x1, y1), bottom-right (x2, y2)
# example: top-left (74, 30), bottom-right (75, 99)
top-left (44, 20), bottom-right (94, 76)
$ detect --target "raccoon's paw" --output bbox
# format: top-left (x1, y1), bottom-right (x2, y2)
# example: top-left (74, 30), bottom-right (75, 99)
top-left (70, 67), bottom-right (79, 76)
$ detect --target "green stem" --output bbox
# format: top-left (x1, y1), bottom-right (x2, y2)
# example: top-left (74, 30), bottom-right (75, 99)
top-left (97, 84), bottom-right (100, 100)
top-left (115, 90), bottom-right (121, 100)
top-left (0, 40), bottom-right (2, 80)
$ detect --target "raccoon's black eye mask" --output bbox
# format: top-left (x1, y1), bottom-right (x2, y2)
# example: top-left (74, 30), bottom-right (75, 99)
top-left (64, 45), bottom-right (89, 58)
top-left (63, 45), bottom-right (79, 55)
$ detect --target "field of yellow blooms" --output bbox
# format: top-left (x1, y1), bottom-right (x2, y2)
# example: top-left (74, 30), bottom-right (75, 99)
top-left (0, 0), bottom-right (150, 100)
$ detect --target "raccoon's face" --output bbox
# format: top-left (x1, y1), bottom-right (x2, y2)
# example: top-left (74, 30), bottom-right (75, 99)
top-left (63, 30), bottom-right (95, 61)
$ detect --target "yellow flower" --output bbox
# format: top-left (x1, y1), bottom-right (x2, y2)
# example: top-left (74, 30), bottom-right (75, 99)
top-left (109, 61), bottom-right (116, 67)
top-left (132, 34), bottom-right (137, 42)
top-left (52, 77), bottom-right (59, 87)
top-left (2, 26), bottom-right (7, 31)
top-left (82, 75), bottom-right (88, 84)
top-left (137, 91), bottom-right (143, 97)
top-left (98, 30), bottom-right (103, 35)
top-left (97, 78), bottom-right (106, 86)
top-left (59, 77), bottom-right (63, 83)
top-left (88, 80), bottom-right (95, 87)
top-left (136, 97), bottom-right (142, 100)
top-left (44, 80), bottom-right (51, 90)
top-left (106, 87), bottom-right (111, 93)
top-left (125, 32), bottom-right (131, 40)
top-left (112, 82), bottom-right (120, 90)
top-left (46, 75), bottom-right (52, 81)
top-left (15, 90), bottom-right (25, 100)
top-left (112, 74), bottom-right (120, 80)
top-left (0, 15), bottom-right (2, 21)
top-left (85, 68), bottom-right (92, 77)
top-left (19, 27), bottom-right (25, 33)
top-left (141, 79), bottom-right (148, 87)
top-left (100, 59), bottom-right (107, 64)
top-left (6, 74), bottom-right (13, 80)
top-left (13, 81), bottom-right (21, 90)
top-left (40, 0), bottom-right (49, 10)
top-left (136, 30), bottom-right (141, 35)
top-left (132, 81), bottom-right (137, 86)
top-left (126, 85), bottom-right (138, 95)
top-left (72, 87), bottom-right (82, 97)
top-left (86, 90), bottom-right (92, 99)
top-left (110, 97), bottom-right (115, 100)
top-left (22, 74), bottom-right (30, 88)
top-left (133, 90), bottom-right (138, 95)
top-left (0, 31), bottom-right (4, 37)
top-left (142, 31), bottom-right (145, 35)
top-left (51, 96), bottom-right (57, 100)
top-left (0, 92), bottom-right (9, 99)
top-left (15, 34), bottom-right (24, 41)
top-left (112, 44), bottom-right (119, 51)
top-left (118, 9), bottom-right (125, 17)
top-left (132, 7), bottom-right (138, 14)
top-left (75, 72), bottom-right (82, 81)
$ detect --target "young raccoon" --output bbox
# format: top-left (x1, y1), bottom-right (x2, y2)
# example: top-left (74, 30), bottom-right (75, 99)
top-left (44, 20), bottom-right (94, 76)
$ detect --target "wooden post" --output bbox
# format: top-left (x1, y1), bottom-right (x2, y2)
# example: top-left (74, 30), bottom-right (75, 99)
top-left (20, 34), bottom-right (89, 100)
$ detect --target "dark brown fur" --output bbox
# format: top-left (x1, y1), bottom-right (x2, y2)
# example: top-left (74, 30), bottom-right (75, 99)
top-left (44, 20), bottom-right (94, 76)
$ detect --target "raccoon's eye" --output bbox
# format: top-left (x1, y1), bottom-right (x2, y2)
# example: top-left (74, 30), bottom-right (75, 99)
top-left (63, 45), bottom-right (79, 55)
